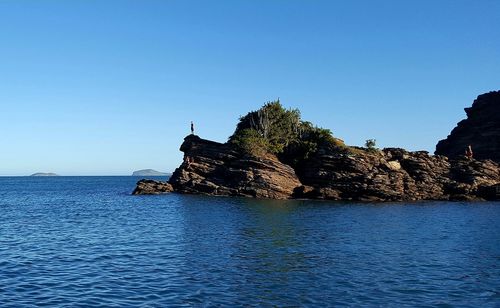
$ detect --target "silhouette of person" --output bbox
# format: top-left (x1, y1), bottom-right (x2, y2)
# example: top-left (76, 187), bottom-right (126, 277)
top-left (465, 145), bottom-right (473, 160)
top-left (191, 121), bottom-right (194, 135)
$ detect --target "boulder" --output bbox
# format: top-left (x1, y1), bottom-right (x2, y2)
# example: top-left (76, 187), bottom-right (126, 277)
top-left (132, 179), bottom-right (174, 195)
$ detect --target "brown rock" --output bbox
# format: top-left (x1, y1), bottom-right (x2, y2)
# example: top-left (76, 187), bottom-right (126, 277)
top-left (132, 179), bottom-right (174, 195)
top-left (294, 145), bottom-right (500, 202)
top-left (133, 136), bottom-right (500, 201)
top-left (132, 91), bottom-right (500, 202)
top-left (167, 135), bottom-right (301, 199)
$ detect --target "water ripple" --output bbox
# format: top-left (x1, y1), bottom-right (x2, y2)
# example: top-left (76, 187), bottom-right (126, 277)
top-left (0, 177), bottom-right (499, 307)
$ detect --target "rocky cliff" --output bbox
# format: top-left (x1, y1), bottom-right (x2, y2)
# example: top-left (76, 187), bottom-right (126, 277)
top-left (166, 135), bottom-right (301, 199)
top-left (295, 146), bottom-right (499, 201)
top-left (134, 94), bottom-right (500, 202)
top-left (134, 135), bottom-right (500, 201)
top-left (436, 91), bottom-right (500, 163)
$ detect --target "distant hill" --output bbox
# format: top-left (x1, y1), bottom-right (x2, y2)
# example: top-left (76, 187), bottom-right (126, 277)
top-left (132, 169), bottom-right (170, 176)
top-left (30, 173), bottom-right (59, 177)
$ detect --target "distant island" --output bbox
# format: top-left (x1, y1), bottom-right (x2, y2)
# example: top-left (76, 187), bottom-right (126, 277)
top-left (30, 173), bottom-right (59, 177)
top-left (132, 169), bottom-right (170, 176)
top-left (134, 92), bottom-right (500, 201)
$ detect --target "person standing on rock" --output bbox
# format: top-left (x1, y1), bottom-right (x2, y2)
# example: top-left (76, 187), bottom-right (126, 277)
top-left (184, 155), bottom-right (192, 167)
top-left (465, 145), bottom-right (473, 160)
top-left (191, 121), bottom-right (195, 135)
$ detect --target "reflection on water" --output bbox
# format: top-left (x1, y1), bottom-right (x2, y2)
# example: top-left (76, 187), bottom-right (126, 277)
top-left (0, 177), bottom-right (499, 306)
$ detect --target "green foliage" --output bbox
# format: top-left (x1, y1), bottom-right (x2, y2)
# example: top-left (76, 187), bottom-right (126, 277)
top-left (282, 121), bottom-right (345, 167)
top-left (229, 100), bottom-right (346, 164)
top-left (365, 139), bottom-right (377, 152)
top-left (298, 121), bottom-right (340, 146)
top-left (229, 128), bottom-right (269, 157)
top-left (230, 100), bottom-right (301, 154)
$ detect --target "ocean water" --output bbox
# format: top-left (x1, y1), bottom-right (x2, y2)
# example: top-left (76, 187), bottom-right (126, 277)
top-left (0, 176), bottom-right (499, 307)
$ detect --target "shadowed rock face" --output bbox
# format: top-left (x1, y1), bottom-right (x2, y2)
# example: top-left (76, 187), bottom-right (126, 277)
top-left (134, 135), bottom-right (500, 201)
top-left (436, 91), bottom-right (500, 163)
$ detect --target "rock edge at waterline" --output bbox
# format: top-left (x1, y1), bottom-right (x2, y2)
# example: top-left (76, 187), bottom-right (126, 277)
top-left (133, 135), bottom-right (500, 201)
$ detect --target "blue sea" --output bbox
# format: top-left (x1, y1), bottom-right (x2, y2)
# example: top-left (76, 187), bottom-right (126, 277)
top-left (0, 176), bottom-right (499, 307)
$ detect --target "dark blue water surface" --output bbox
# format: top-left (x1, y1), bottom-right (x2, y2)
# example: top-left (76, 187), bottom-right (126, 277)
top-left (0, 176), bottom-right (499, 307)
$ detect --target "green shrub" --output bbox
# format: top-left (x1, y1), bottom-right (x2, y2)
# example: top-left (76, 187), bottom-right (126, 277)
top-left (365, 139), bottom-right (377, 152)
top-left (229, 128), bottom-right (270, 157)
top-left (229, 100), bottom-right (301, 154)
top-left (282, 121), bottom-right (346, 167)
top-left (229, 100), bottom-right (348, 166)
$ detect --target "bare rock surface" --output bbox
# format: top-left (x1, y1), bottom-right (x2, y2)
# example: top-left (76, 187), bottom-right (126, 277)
top-left (134, 135), bottom-right (500, 201)
top-left (167, 135), bottom-right (301, 199)
top-left (133, 91), bottom-right (500, 201)
top-left (132, 179), bottom-right (174, 195)
top-left (295, 145), bottom-right (500, 201)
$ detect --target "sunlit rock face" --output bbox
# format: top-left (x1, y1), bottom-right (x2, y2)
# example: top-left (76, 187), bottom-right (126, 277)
top-left (134, 135), bottom-right (500, 201)
top-left (168, 135), bottom-right (302, 200)
top-left (132, 179), bottom-right (173, 195)
top-left (294, 146), bottom-right (500, 202)
top-left (133, 92), bottom-right (500, 201)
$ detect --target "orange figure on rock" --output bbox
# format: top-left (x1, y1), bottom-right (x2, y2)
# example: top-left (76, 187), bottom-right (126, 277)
top-left (465, 145), bottom-right (473, 160)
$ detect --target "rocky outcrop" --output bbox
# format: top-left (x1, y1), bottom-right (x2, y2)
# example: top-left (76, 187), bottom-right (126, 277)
top-left (133, 92), bottom-right (500, 201)
top-left (295, 146), bottom-right (500, 201)
top-left (436, 91), bottom-right (500, 163)
top-left (167, 135), bottom-right (301, 199)
top-left (132, 179), bottom-right (174, 195)
top-left (134, 135), bottom-right (500, 201)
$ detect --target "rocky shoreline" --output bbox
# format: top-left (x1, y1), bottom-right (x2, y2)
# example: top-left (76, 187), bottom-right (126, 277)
top-left (133, 135), bottom-right (500, 201)
top-left (133, 92), bottom-right (500, 202)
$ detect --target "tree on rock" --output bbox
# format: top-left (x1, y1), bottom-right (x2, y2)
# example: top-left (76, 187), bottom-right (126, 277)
top-left (229, 100), bottom-right (301, 154)
top-left (229, 100), bottom-right (346, 166)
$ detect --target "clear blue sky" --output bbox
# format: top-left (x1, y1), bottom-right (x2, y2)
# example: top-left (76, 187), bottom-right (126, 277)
top-left (0, 0), bottom-right (499, 176)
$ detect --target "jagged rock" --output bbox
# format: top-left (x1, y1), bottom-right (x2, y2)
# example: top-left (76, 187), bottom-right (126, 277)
top-left (295, 145), bottom-right (500, 201)
top-left (132, 179), bottom-right (174, 195)
top-left (133, 92), bottom-right (500, 201)
top-left (436, 91), bottom-right (500, 163)
top-left (167, 135), bottom-right (301, 199)
top-left (133, 135), bottom-right (500, 201)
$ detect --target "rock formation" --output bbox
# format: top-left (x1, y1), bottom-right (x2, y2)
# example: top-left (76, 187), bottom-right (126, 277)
top-left (134, 135), bottom-right (500, 201)
top-left (167, 135), bottom-right (301, 199)
top-left (295, 146), bottom-right (499, 201)
top-left (133, 93), bottom-right (500, 201)
top-left (132, 179), bottom-right (174, 195)
top-left (436, 91), bottom-right (500, 163)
